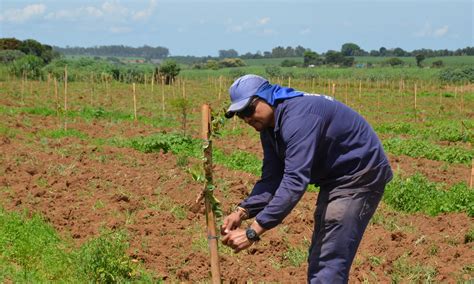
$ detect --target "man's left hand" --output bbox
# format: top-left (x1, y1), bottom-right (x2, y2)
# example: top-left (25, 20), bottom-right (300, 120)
top-left (221, 228), bottom-right (253, 253)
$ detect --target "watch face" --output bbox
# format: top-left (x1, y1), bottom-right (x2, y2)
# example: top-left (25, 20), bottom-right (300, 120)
top-left (246, 228), bottom-right (259, 241)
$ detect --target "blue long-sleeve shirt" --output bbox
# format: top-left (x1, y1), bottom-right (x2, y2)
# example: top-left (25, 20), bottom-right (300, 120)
top-left (239, 94), bottom-right (393, 230)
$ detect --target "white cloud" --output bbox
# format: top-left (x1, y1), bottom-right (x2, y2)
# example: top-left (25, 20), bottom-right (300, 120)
top-left (260, 28), bottom-right (277, 36)
top-left (109, 26), bottom-right (132, 33)
top-left (132, 0), bottom-right (158, 20)
top-left (45, 6), bottom-right (104, 20)
top-left (434, 25), bottom-right (449, 37)
top-left (414, 22), bottom-right (449, 38)
top-left (257, 17), bottom-right (270, 25)
top-left (227, 25), bottom-right (243, 32)
top-left (0, 4), bottom-right (46, 23)
top-left (226, 18), bottom-right (273, 33)
top-left (299, 28), bottom-right (311, 35)
top-left (84, 6), bottom-right (104, 17)
top-left (102, 1), bottom-right (129, 16)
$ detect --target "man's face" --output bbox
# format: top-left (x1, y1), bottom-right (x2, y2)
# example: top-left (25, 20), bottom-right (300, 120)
top-left (238, 99), bottom-right (275, 132)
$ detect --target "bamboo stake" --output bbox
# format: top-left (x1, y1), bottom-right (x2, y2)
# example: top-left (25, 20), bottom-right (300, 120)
top-left (201, 104), bottom-right (222, 284)
top-left (47, 73), bottom-right (51, 98)
top-left (54, 77), bottom-right (59, 117)
top-left (182, 79), bottom-right (186, 99)
top-left (90, 73), bottom-right (94, 107)
top-left (288, 76), bottom-right (291, 88)
top-left (151, 72), bottom-right (155, 92)
top-left (414, 83), bottom-right (417, 121)
top-left (64, 66), bottom-right (68, 131)
top-left (161, 76), bottom-right (165, 113)
top-left (218, 75), bottom-right (222, 100)
top-left (311, 77), bottom-right (315, 93)
top-left (359, 80), bottom-right (362, 100)
top-left (470, 159), bottom-right (474, 188)
top-left (133, 83), bottom-right (137, 122)
top-left (332, 83), bottom-right (336, 99)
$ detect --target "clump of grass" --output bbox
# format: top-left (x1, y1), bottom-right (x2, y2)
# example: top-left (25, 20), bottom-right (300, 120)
top-left (390, 253), bottom-right (437, 283)
top-left (0, 208), bottom-right (75, 282)
top-left (384, 173), bottom-right (473, 216)
top-left (40, 128), bottom-right (88, 140)
top-left (77, 230), bottom-right (139, 283)
top-left (283, 245), bottom-right (308, 267)
top-left (0, 207), bottom-right (155, 282)
top-left (464, 228), bottom-right (474, 244)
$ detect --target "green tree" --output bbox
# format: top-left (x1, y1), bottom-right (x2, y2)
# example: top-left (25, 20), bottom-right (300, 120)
top-left (431, 60), bottom-right (444, 68)
top-left (9, 55), bottom-right (45, 79)
top-left (393, 47), bottom-right (407, 57)
top-left (159, 60), bottom-right (180, 84)
top-left (385, 57), bottom-right (404, 66)
top-left (0, 50), bottom-right (26, 63)
top-left (218, 49), bottom-right (238, 58)
top-left (324, 50), bottom-right (345, 65)
top-left (415, 54), bottom-right (426, 67)
top-left (341, 43), bottom-right (361, 56)
top-left (0, 38), bottom-right (22, 50)
top-left (303, 50), bottom-right (321, 67)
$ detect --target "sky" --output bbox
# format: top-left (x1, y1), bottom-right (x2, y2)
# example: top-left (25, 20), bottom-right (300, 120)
top-left (0, 0), bottom-right (472, 56)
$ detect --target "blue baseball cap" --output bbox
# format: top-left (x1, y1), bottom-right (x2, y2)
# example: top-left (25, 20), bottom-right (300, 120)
top-left (225, 74), bottom-right (268, 118)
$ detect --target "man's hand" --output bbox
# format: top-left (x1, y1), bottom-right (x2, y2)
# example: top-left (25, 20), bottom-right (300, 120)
top-left (221, 207), bottom-right (247, 235)
top-left (221, 228), bottom-right (253, 253)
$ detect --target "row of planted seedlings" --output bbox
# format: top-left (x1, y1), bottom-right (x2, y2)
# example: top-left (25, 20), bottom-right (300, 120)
top-left (2, 70), bottom-right (473, 171)
top-left (1, 72), bottom-right (472, 170)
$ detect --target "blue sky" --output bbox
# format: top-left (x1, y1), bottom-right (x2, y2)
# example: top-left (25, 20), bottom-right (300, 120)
top-left (0, 0), bottom-right (472, 56)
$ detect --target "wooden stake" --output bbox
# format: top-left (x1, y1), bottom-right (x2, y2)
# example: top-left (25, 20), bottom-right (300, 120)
top-left (332, 83), bottom-right (336, 99)
top-left (359, 80), bottom-right (362, 100)
top-left (288, 76), bottom-right (291, 88)
top-left (182, 79), bottom-right (186, 99)
top-left (151, 72), bottom-right (155, 92)
top-left (218, 75), bottom-right (222, 100)
top-left (64, 65), bottom-right (68, 131)
top-left (161, 77), bottom-right (165, 113)
top-left (161, 77), bottom-right (165, 115)
top-left (201, 104), bottom-right (222, 284)
top-left (470, 159), bottom-right (474, 188)
top-left (133, 83), bottom-right (137, 122)
top-left (414, 83), bottom-right (417, 121)
top-left (54, 77), bottom-right (59, 117)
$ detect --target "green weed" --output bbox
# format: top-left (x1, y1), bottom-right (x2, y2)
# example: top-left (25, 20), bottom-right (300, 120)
top-left (390, 253), bottom-right (437, 283)
top-left (383, 138), bottom-right (473, 165)
top-left (384, 173), bottom-right (473, 216)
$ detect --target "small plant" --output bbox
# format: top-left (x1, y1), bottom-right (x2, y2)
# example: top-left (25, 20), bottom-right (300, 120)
top-left (464, 228), bottom-right (474, 244)
top-left (77, 230), bottom-right (138, 283)
top-left (283, 245), bottom-right (308, 267)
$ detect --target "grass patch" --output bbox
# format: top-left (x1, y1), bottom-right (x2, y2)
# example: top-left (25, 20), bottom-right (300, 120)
top-left (383, 137), bottom-right (473, 165)
top-left (40, 128), bottom-right (88, 140)
top-left (384, 173), bottom-right (473, 216)
top-left (0, 207), bottom-right (156, 282)
top-left (389, 253), bottom-right (438, 283)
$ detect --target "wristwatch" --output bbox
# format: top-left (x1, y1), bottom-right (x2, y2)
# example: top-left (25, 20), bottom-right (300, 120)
top-left (245, 227), bottom-right (260, 242)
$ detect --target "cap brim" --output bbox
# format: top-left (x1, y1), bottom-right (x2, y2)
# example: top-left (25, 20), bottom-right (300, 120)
top-left (225, 96), bottom-right (253, 119)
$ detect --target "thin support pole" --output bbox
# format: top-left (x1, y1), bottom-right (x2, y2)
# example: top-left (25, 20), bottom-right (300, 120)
top-left (201, 104), bottom-right (222, 284)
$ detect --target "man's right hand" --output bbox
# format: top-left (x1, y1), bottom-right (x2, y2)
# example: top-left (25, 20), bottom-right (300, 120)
top-left (221, 207), bottom-right (247, 235)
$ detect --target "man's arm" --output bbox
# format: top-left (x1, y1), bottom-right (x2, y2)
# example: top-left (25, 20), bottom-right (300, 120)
top-left (238, 129), bottom-right (284, 218)
top-left (254, 114), bottom-right (322, 230)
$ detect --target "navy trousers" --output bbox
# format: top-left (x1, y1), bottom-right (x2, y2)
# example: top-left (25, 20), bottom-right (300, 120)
top-left (307, 186), bottom-right (385, 283)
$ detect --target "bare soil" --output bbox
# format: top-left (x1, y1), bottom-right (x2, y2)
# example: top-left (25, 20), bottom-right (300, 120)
top-left (0, 113), bottom-right (472, 283)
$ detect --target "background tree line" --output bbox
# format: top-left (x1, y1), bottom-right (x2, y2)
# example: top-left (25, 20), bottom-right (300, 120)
top-left (53, 45), bottom-right (169, 60)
